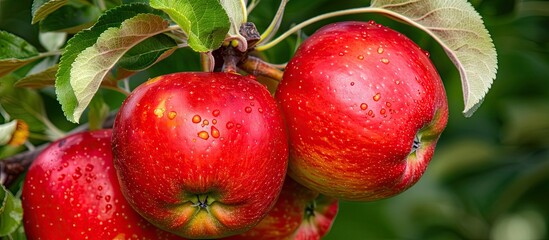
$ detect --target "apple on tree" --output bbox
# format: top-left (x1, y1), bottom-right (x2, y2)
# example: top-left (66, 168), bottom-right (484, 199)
top-left (224, 177), bottom-right (338, 240)
top-left (111, 72), bottom-right (289, 238)
top-left (21, 130), bottom-right (184, 240)
top-left (276, 21), bottom-right (449, 201)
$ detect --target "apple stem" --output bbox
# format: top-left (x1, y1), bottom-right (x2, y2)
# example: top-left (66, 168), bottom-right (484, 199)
top-left (239, 56), bottom-right (284, 82)
top-left (0, 113), bottom-right (117, 187)
top-left (256, 7), bottom-right (405, 51)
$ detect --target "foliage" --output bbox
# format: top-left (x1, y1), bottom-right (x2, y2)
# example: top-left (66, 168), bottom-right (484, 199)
top-left (0, 0), bottom-right (546, 239)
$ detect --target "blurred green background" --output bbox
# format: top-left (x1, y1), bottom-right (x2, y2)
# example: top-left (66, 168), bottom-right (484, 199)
top-left (1, 0), bottom-right (548, 239)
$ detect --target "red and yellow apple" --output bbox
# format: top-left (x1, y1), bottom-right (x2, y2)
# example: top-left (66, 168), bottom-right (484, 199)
top-left (275, 21), bottom-right (448, 201)
top-left (112, 72), bottom-right (289, 238)
top-left (224, 177), bottom-right (338, 240)
top-left (21, 130), bottom-right (184, 239)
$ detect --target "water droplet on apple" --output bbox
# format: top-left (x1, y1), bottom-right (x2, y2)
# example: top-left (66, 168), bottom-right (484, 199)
top-left (258, 108), bottom-right (264, 113)
top-left (85, 164), bottom-right (94, 172)
top-left (395, 80), bottom-right (401, 85)
top-left (154, 108), bottom-right (165, 118)
top-left (377, 47), bottom-right (384, 54)
top-left (245, 107), bottom-right (252, 113)
top-left (63, 162), bottom-right (69, 168)
top-left (96, 195), bottom-right (102, 200)
top-left (226, 122), bottom-right (234, 129)
top-left (380, 108), bottom-right (386, 115)
top-left (198, 131), bottom-right (209, 140)
top-left (338, 52), bottom-right (345, 56)
top-left (212, 119), bottom-right (217, 124)
top-left (192, 115), bottom-right (201, 123)
top-left (350, 82), bottom-right (355, 86)
top-left (386, 102), bottom-right (392, 108)
top-left (58, 174), bottom-right (66, 181)
top-left (211, 126), bottom-right (220, 138)
top-left (368, 110), bottom-right (374, 116)
top-left (72, 171), bottom-right (82, 180)
top-left (381, 58), bottom-right (390, 64)
top-left (105, 195), bottom-right (111, 202)
top-left (212, 110), bottom-right (220, 117)
top-left (168, 111), bottom-right (177, 119)
top-left (98, 186), bottom-right (103, 191)
top-left (357, 55), bottom-right (364, 60)
top-left (106, 204), bottom-right (112, 213)
top-left (373, 93), bottom-right (381, 101)
top-left (202, 120), bottom-right (209, 126)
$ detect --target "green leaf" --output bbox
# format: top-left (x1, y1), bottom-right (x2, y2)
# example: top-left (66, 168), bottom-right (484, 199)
top-left (0, 31), bottom-right (40, 78)
top-left (370, 0), bottom-right (498, 117)
top-left (64, 14), bottom-right (170, 122)
top-left (31, 0), bottom-right (69, 24)
top-left (0, 120), bottom-right (17, 146)
top-left (39, 32), bottom-right (66, 51)
top-left (88, 93), bottom-right (110, 130)
top-left (15, 64), bottom-right (58, 88)
top-left (150, 0), bottom-right (230, 52)
top-left (55, 3), bottom-right (165, 123)
top-left (39, 3), bottom-right (101, 33)
top-left (118, 33), bottom-right (178, 71)
top-left (220, 0), bottom-right (247, 42)
top-left (0, 75), bottom-right (47, 132)
top-left (0, 184), bottom-right (23, 236)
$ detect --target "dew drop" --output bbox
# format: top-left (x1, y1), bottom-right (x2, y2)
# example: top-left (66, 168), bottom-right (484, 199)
top-left (98, 186), bottom-right (103, 191)
top-left (381, 58), bottom-right (390, 64)
top-left (377, 47), bottom-right (384, 54)
top-left (395, 80), bottom-right (401, 85)
top-left (211, 126), bottom-right (220, 138)
top-left (386, 102), bottom-right (392, 108)
top-left (192, 115), bottom-right (201, 123)
top-left (350, 82), bottom-right (355, 86)
top-left (357, 55), bottom-right (364, 60)
top-left (338, 52), bottom-right (345, 56)
top-left (360, 103), bottom-right (368, 110)
top-left (226, 122), bottom-right (234, 129)
top-left (368, 110), bottom-right (374, 116)
top-left (212, 119), bottom-right (217, 125)
top-left (202, 120), bottom-right (209, 126)
top-left (236, 123), bottom-right (242, 129)
top-left (63, 162), bottom-right (69, 168)
top-left (245, 107), bottom-right (252, 113)
top-left (380, 109), bottom-right (386, 115)
top-left (85, 164), bottom-right (94, 172)
top-left (72, 171), bottom-right (82, 180)
top-left (105, 195), bottom-right (111, 202)
top-left (198, 131), bottom-right (209, 140)
top-left (58, 174), bottom-right (66, 181)
top-left (168, 111), bottom-right (177, 119)
top-left (96, 195), bottom-right (102, 200)
top-left (212, 110), bottom-right (220, 117)
top-left (373, 93), bottom-right (381, 101)
top-left (105, 204), bottom-right (112, 213)
top-left (154, 108), bottom-right (165, 118)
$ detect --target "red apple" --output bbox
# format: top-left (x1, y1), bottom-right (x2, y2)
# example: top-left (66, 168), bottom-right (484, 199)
top-left (224, 177), bottom-right (338, 240)
top-left (275, 21), bottom-right (448, 201)
top-left (21, 130), bottom-right (184, 239)
top-left (112, 72), bottom-right (289, 238)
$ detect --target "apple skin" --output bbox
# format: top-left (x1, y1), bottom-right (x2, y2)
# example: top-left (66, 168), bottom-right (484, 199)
top-left (112, 72), bottom-right (289, 238)
top-left (21, 130), bottom-right (184, 240)
top-left (275, 21), bottom-right (448, 201)
top-left (224, 177), bottom-right (338, 240)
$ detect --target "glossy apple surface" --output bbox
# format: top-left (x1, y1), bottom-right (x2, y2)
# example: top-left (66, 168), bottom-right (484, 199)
top-left (224, 177), bottom-right (338, 240)
top-left (276, 21), bottom-right (448, 201)
top-left (112, 72), bottom-right (288, 238)
top-left (21, 130), bottom-right (183, 239)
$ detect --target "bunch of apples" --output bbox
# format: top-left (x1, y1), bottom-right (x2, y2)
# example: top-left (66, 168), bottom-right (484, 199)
top-left (22, 21), bottom-right (448, 239)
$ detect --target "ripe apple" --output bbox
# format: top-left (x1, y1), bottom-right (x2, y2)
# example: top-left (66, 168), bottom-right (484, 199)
top-left (112, 72), bottom-right (289, 238)
top-left (224, 177), bottom-right (338, 240)
top-left (21, 130), bottom-right (184, 239)
top-left (275, 21), bottom-right (448, 201)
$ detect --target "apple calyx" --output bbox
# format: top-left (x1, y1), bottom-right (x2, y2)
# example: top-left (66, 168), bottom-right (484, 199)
top-left (191, 194), bottom-right (215, 214)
